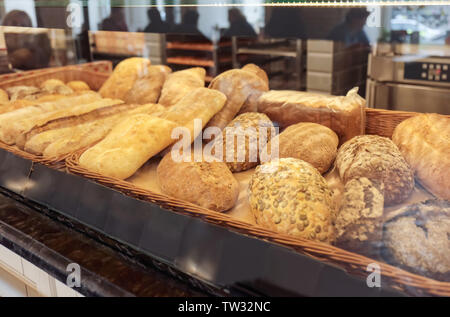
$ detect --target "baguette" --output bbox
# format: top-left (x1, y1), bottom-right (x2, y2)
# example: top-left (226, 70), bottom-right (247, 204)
top-left (25, 103), bottom-right (165, 157)
top-left (0, 88), bottom-right (8, 104)
top-left (158, 67), bottom-right (205, 107)
top-left (99, 57), bottom-right (151, 100)
top-left (8, 98), bottom-right (122, 147)
top-left (79, 114), bottom-right (178, 179)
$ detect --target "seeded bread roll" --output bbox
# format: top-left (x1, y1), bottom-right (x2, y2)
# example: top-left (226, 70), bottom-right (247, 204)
top-left (157, 153), bottom-right (239, 212)
top-left (248, 158), bottom-right (335, 243)
top-left (392, 113), bottom-right (450, 200)
top-left (335, 177), bottom-right (384, 257)
top-left (336, 135), bottom-right (414, 206)
top-left (213, 112), bottom-right (274, 172)
top-left (265, 122), bottom-right (338, 174)
top-left (383, 199), bottom-right (450, 281)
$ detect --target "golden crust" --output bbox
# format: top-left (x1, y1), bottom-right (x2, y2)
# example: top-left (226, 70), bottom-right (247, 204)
top-left (266, 122), bottom-right (338, 174)
top-left (79, 114), bottom-right (177, 180)
top-left (157, 153), bottom-right (239, 212)
top-left (99, 57), bottom-right (151, 100)
top-left (0, 88), bottom-right (9, 104)
top-left (248, 158), bottom-right (335, 243)
top-left (336, 135), bottom-right (414, 206)
top-left (124, 65), bottom-right (172, 104)
top-left (158, 67), bottom-right (205, 107)
top-left (214, 112), bottom-right (274, 172)
top-left (66, 81), bottom-right (90, 92)
top-left (392, 113), bottom-right (450, 201)
top-left (205, 69), bottom-right (269, 131)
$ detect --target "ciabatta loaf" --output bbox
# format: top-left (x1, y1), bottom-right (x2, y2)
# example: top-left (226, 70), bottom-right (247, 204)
top-left (79, 114), bottom-right (177, 179)
top-left (392, 113), bottom-right (450, 200)
top-left (124, 65), bottom-right (171, 104)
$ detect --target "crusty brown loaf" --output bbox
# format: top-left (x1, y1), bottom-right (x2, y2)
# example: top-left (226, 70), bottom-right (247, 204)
top-left (241, 63), bottom-right (269, 86)
top-left (99, 57), bottom-right (151, 100)
top-left (157, 153), bottom-right (239, 212)
top-left (265, 122), bottom-right (338, 174)
top-left (257, 87), bottom-right (365, 144)
top-left (158, 67), bottom-right (205, 107)
top-left (205, 68), bottom-right (269, 131)
top-left (383, 199), bottom-right (450, 281)
top-left (335, 177), bottom-right (384, 257)
top-left (336, 135), bottom-right (414, 206)
top-left (248, 158), bottom-right (335, 243)
top-left (237, 64), bottom-right (269, 114)
top-left (213, 112), bottom-right (274, 172)
top-left (124, 65), bottom-right (172, 104)
top-left (392, 113), bottom-right (450, 200)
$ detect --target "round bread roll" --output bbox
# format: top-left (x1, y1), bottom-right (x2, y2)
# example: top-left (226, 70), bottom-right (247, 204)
top-left (336, 135), bottom-right (414, 206)
top-left (157, 153), bottom-right (239, 212)
top-left (383, 199), bottom-right (450, 281)
top-left (214, 112), bottom-right (274, 172)
top-left (40, 79), bottom-right (73, 95)
top-left (265, 122), bottom-right (338, 174)
top-left (67, 80), bottom-right (90, 92)
top-left (248, 158), bottom-right (335, 242)
top-left (335, 177), bottom-right (384, 257)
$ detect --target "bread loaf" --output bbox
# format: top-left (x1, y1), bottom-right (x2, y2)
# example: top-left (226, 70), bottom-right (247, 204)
top-left (28, 104), bottom-right (165, 157)
top-left (248, 158), bottom-right (335, 242)
top-left (6, 86), bottom-right (41, 101)
top-left (258, 87), bottom-right (366, 143)
top-left (40, 79), bottom-right (73, 95)
top-left (158, 67), bottom-right (205, 107)
top-left (238, 64), bottom-right (269, 114)
top-left (265, 122), bottom-right (338, 174)
top-left (124, 65), bottom-right (172, 104)
top-left (157, 153), bottom-right (239, 212)
top-left (158, 88), bottom-right (226, 148)
top-left (99, 57), bottom-right (151, 100)
top-left (67, 81), bottom-right (90, 92)
top-left (213, 112), bottom-right (274, 172)
top-left (392, 113), bottom-right (450, 200)
top-left (335, 177), bottom-right (384, 257)
top-left (0, 93), bottom-right (101, 144)
top-left (383, 199), bottom-right (450, 281)
top-left (205, 67), bottom-right (269, 131)
top-left (336, 135), bottom-right (414, 206)
top-left (79, 114), bottom-right (177, 179)
top-left (13, 98), bottom-right (123, 148)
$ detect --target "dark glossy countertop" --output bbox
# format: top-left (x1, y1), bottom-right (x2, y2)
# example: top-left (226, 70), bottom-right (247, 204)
top-left (0, 192), bottom-right (207, 297)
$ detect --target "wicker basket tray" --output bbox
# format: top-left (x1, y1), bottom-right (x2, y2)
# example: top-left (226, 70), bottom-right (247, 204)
top-left (0, 65), bottom-right (110, 168)
top-left (65, 107), bottom-right (450, 296)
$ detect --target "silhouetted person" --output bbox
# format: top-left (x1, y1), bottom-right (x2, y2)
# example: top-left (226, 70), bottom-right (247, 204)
top-left (223, 8), bottom-right (256, 38)
top-left (265, 7), bottom-right (306, 39)
top-left (172, 10), bottom-right (204, 36)
top-left (327, 8), bottom-right (370, 46)
top-left (144, 8), bottom-right (169, 33)
top-left (2, 10), bottom-right (51, 70)
top-left (100, 7), bottom-right (128, 32)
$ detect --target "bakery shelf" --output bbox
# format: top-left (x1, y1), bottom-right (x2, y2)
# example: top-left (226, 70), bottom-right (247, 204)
top-left (166, 56), bottom-right (232, 67)
top-left (166, 41), bottom-right (232, 51)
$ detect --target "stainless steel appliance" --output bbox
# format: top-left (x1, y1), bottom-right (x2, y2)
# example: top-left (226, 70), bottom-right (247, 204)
top-left (366, 44), bottom-right (450, 114)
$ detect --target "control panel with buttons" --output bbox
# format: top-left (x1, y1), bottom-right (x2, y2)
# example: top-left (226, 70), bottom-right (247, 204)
top-left (404, 61), bottom-right (450, 83)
